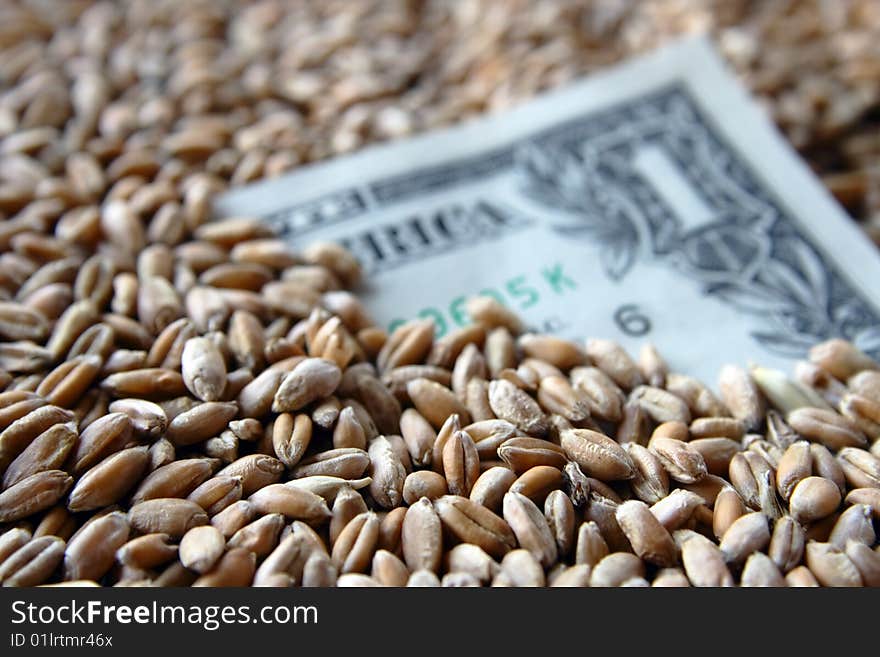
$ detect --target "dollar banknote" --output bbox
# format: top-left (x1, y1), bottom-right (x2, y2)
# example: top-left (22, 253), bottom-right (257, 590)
top-left (216, 37), bottom-right (880, 383)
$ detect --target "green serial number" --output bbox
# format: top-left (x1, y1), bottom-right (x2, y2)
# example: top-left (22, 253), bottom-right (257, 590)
top-left (388, 263), bottom-right (577, 338)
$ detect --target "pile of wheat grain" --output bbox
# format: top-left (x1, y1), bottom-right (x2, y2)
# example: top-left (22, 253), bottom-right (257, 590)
top-left (0, 1), bottom-right (878, 587)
